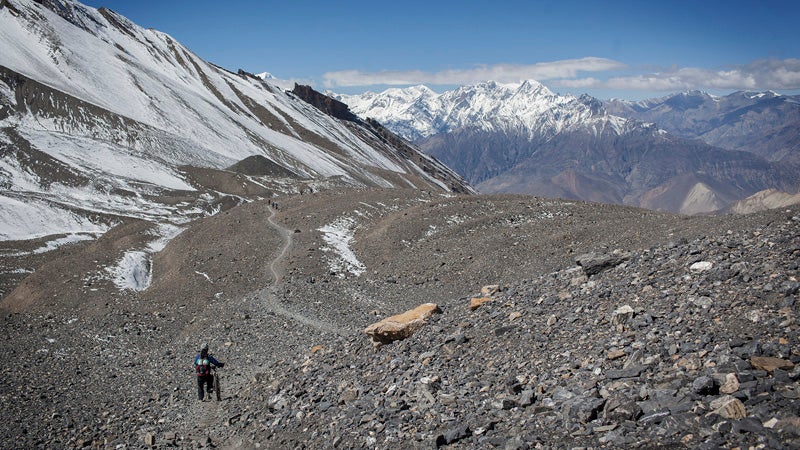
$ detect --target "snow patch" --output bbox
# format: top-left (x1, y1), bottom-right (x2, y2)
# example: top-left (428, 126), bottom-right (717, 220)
top-left (318, 216), bottom-right (365, 277)
top-left (106, 223), bottom-right (183, 291)
top-left (1, 268), bottom-right (34, 275)
top-left (3, 232), bottom-right (99, 256)
top-left (108, 250), bottom-right (151, 291)
top-left (0, 194), bottom-right (110, 241)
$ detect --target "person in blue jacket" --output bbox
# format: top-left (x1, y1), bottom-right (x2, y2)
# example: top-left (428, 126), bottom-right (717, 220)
top-left (194, 342), bottom-right (224, 401)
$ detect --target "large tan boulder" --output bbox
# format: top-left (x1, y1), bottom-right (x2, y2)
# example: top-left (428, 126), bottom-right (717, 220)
top-left (750, 356), bottom-right (795, 373)
top-left (364, 303), bottom-right (442, 347)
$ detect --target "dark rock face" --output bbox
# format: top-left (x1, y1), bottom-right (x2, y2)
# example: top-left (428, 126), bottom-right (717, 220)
top-left (291, 83), bottom-right (360, 123)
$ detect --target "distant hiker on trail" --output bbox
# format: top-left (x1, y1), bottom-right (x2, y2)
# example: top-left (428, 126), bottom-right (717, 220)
top-left (194, 343), bottom-right (224, 401)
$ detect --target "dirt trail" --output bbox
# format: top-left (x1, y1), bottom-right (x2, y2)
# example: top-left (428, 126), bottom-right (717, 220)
top-left (173, 205), bottom-right (345, 446)
top-left (261, 207), bottom-right (346, 335)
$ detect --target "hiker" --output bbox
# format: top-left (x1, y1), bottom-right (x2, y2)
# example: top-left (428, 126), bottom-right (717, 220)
top-left (193, 342), bottom-right (224, 401)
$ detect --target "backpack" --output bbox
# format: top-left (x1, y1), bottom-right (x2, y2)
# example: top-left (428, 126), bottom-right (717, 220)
top-left (195, 356), bottom-right (211, 376)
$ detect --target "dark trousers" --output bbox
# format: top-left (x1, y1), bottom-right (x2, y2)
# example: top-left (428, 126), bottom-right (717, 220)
top-left (197, 374), bottom-right (214, 400)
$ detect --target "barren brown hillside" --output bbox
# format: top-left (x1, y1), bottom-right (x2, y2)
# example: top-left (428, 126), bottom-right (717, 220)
top-left (1, 186), bottom-right (798, 448)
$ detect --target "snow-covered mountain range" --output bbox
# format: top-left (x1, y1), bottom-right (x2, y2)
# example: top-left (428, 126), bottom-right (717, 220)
top-left (0, 0), bottom-right (469, 242)
top-left (337, 82), bottom-right (800, 214)
top-left (336, 80), bottom-right (631, 143)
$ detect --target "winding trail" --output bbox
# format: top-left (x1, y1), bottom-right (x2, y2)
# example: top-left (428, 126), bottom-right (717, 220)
top-left (174, 204), bottom-right (345, 445)
top-left (261, 207), bottom-right (345, 335)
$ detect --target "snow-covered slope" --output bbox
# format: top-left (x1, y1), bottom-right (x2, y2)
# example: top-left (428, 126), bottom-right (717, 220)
top-left (336, 80), bottom-right (632, 142)
top-left (0, 0), bottom-right (469, 241)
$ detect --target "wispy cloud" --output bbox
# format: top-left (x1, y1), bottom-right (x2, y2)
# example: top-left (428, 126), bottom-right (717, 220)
top-left (553, 58), bottom-right (800, 91)
top-left (321, 58), bottom-right (800, 93)
top-left (322, 57), bottom-right (626, 88)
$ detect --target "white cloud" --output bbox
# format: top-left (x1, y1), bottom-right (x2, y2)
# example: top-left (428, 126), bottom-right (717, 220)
top-left (322, 57), bottom-right (626, 88)
top-left (553, 58), bottom-right (800, 91)
top-left (321, 58), bottom-right (800, 93)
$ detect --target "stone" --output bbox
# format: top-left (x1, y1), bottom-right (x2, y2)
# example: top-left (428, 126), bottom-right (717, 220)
top-left (605, 366), bottom-right (643, 380)
top-left (675, 355), bottom-right (702, 372)
top-left (494, 325), bottom-right (517, 336)
top-left (481, 285), bottom-right (500, 296)
top-left (776, 416), bottom-right (800, 436)
top-left (689, 261), bottom-right (713, 272)
top-left (469, 297), bottom-right (494, 311)
top-left (144, 433), bottom-right (155, 446)
top-left (718, 373), bottom-right (740, 394)
top-left (607, 349), bottom-right (626, 360)
top-left (566, 396), bottom-right (605, 424)
top-left (611, 305), bottom-right (634, 326)
top-left (709, 396), bottom-right (747, 420)
top-left (732, 417), bottom-right (764, 434)
top-left (518, 389), bottom-right (535, 407)
top-left (364, 303), bottom-right (442, 347)
top-left (750, 356), bottom-right (795, 373)
top-left (576, 252), bottom-right (630, 276)
top-left (603, 394), bottom-right (643, 423)
top-left (435, 424), bottom-right (470, 447)
top-left (504, 436), bottom-right (528, 450)
top-left (692, 376), bottom-right (717, 395)
top-left (639, 410), bottom-right (670, 424)
top-left (509, 311), bottom-right (522, 321)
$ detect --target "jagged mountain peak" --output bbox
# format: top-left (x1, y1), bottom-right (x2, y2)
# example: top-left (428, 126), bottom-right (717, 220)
top-left (338, 78), bottom-right (625, 142)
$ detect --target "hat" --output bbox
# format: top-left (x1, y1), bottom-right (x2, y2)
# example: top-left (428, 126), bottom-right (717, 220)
top-left (200, 342), bottom-right (209, 351)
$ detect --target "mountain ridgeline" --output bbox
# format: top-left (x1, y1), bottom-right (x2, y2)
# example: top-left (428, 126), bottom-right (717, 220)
top-left (0, 0), bottom-right (470, 244)
top-left (338, 83), bottom-right (800, 214)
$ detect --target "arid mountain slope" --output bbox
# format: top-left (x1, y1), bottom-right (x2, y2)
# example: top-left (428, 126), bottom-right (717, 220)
top-left (2, 187), bottom-right (798, 448)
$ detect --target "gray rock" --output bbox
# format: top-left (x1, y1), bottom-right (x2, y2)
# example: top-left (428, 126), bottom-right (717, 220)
top-left (692, 376), bottom-right (718, 395)
top-left (606, 366), bottom-right (644, 380)
top-left (436, 424), bottom-right (471, 447)
top-left (603, 394), bottom-right (643, 423)
top-left (518, 389), bottom-right (535, 407)
top-left (576, 252), bottom-right (630, 276)
top-left (639, 410), bottom-right (671, 424)
top-left (565, 397), bottom-right (606, 424)
top-left (732, 417), bottom-right (764, 434)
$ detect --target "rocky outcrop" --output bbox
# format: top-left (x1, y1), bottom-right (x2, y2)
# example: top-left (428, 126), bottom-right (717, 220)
top-left (364, 303), bottom-right (442, 347)
top-left (291, 84), bottom-right (360, 123)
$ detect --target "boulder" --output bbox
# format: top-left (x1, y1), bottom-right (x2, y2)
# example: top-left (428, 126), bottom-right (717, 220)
top-left (709, 395), bottom-right (747, 420)
top-left (750, 356), bottom-right (795, 373)
top-left (470, 297), bottom-right (494, 311)
top-left (576, 252), bottom-right (630, 276)
top-left (364, 303), bottom-right (442, 347)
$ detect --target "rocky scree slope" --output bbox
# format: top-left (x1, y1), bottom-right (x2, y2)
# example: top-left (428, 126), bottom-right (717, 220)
top-left (1, 188), bottom-right (798, 448)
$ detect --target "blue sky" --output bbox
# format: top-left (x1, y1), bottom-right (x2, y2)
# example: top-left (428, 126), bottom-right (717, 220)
top-left (82, 0), bottom-right (800, 99)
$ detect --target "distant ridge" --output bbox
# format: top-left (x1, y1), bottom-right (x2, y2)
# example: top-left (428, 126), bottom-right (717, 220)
top-left (338, 82), bottom-right (800, 214)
